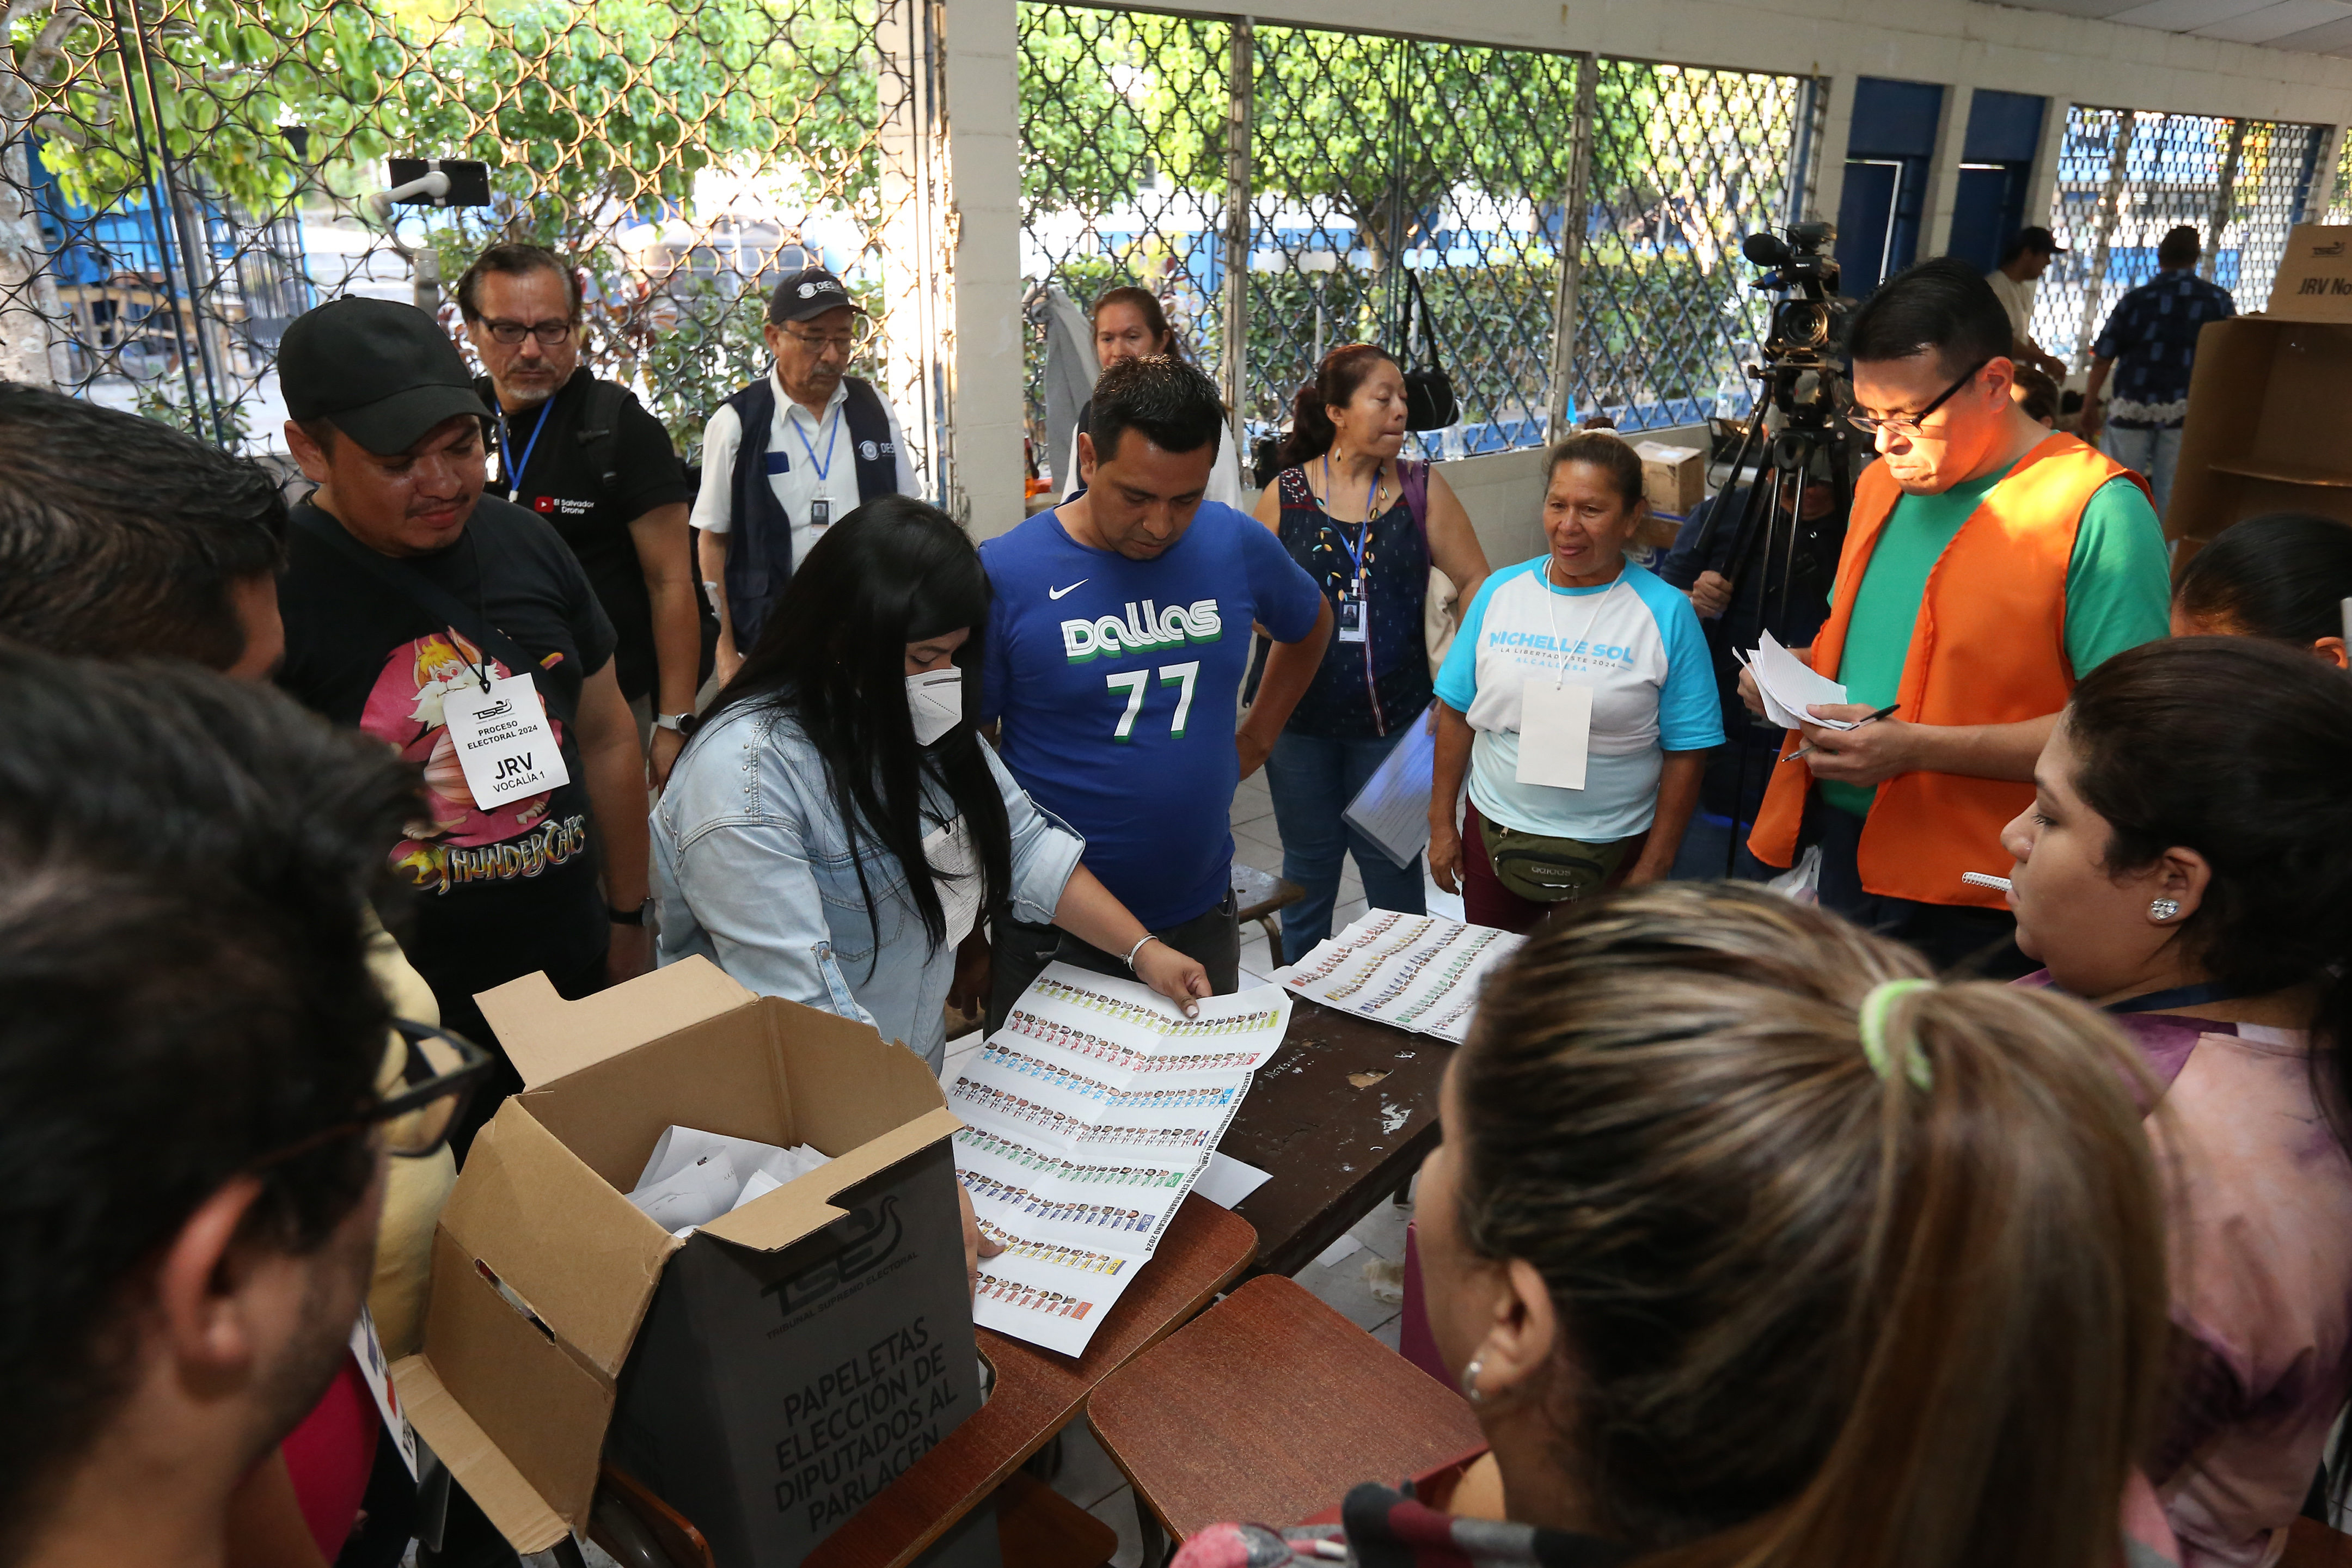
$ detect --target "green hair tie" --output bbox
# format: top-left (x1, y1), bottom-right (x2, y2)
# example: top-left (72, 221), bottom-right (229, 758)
top-left (1858, 978), bottom-right (1935, 1091)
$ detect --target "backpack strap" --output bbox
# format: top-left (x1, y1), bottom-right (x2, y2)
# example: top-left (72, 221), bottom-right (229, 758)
top-left (1400, 458), bottom-right (1431, 553)
top-left (571, 377), bottom-right (633, 499)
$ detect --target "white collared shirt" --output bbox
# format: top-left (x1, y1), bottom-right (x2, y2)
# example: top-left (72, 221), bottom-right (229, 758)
top-left (691, 369), bottom-right (919, 565)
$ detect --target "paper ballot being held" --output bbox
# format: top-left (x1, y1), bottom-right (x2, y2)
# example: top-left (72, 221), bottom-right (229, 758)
top-left (1745, 630), bottom-right (1857, 732)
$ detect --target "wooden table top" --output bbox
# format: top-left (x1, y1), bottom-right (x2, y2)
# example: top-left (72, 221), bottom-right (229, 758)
top-left (1088, 1274), bottom-right (1486, 1541)
top-left (1222, 996), bottom-right (1451, 1277)
top-left (805, 1195), bottom-right (1258, 1568)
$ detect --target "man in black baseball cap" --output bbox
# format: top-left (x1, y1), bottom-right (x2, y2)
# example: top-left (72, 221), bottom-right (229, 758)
top-left (1988, 225), bottom-right (2070, 382)
top-left (690, 262), bottom-right (917, 678)
top-left (274, 294), bottom-right (652, 1156)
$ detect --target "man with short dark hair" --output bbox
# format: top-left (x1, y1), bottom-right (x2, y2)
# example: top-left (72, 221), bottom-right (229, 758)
top-left (0, 646), bottom-right (422, 1568)
top-left (0, 379), bottom-right (287, 676)
top-left (2080, 225), bottom-right (2235, 519)
top-left (692, 265), bottom-right (919, 678)
top-left (1984, 224), bottom-right (2070, 381)
top-left (1744, 256), bottom-right (2170, 969)
top-left (455, 242), bottom-right (701, 783)
top-left (981, 356), bottom-right (1330, 1025)
top-left (275, 295), bottom-right (651, 1142)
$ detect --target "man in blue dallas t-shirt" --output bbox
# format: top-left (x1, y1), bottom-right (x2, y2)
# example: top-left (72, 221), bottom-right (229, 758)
top-left (982, 356), bottom-right (1330, 1028)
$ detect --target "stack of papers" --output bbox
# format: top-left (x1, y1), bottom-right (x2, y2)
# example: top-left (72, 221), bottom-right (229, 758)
top-left (950, 962), bottom-right (1291, 1355)
top-left (1741, 630), bottom-right (1854, 731)
top-left (625, 1125), bottom-right (832, 1236)
top-left (1278, 911), bottom-right (1524, 1045)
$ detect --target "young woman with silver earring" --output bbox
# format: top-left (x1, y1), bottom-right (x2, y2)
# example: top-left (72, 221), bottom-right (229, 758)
top-left (2003, 635), bottom-right (2352, 1567)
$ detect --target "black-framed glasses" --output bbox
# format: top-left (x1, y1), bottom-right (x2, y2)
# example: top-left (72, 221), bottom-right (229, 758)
top-left (481, 317), bottom-right (575, 347)
top-left (252, 1020), bottom-right (497, 1169)
top-left (780, 317), bottom-right (872, 356)
top-left (1844, 357), bottom-right (1992, 437)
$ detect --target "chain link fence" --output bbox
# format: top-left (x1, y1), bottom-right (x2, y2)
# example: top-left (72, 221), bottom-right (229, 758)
top-left (2029, 105), bottom-right (2324, 371)
top-left (3, 0), bottom-right (935, 470)
top-left (1016, 4), bottom-right (1813, 483)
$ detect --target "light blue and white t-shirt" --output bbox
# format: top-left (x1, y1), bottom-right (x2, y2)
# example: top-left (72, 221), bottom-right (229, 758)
top-left (1434, 557), bottom-right (1723, 842)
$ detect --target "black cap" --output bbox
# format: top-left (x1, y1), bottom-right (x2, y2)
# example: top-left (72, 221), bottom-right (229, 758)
top-left (2017, 224), bottom-right (2066, 255)
top-left (279, 296), bottom-right (490, 455)
top-left (765, 266), bottom-right (865, 325)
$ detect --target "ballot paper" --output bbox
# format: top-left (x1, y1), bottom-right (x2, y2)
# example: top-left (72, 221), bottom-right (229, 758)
top-left (1342, 703), bottom-right (1440, 871)
top-left (1278, 910), bottom-right (1525, 1045)
top-left (623, 1125), bottom-right (832, 1235)
top-left (951, 962), bottom-right (1291, 1356)
top-left (1745, 630), bottom-right (1855, 732)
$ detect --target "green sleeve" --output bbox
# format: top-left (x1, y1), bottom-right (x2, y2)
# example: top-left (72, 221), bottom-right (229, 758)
top-left (2063, 477), bottom-right (2172, 677)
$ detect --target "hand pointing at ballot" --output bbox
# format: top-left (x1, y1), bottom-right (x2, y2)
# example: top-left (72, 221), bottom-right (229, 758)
top-left (1795, 703), bottom-right (1919, 787)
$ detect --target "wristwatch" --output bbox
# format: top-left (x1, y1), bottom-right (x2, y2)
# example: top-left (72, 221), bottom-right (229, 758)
top-left (653, 711), bottom-right (693, 734)
top-left (609, 898), bottom-right (651, 927)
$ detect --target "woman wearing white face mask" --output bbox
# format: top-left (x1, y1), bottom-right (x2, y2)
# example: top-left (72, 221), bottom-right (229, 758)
top-left (653, 495), bottom-right (1208, 1069)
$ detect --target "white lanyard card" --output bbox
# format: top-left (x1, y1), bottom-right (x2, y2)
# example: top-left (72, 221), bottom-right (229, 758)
top-left (349, 1306), bottom-right (421, 1479)
top-left (1516, 681), bottom-right (1594, 790)
top-left (440, 670), bottom-right (569, 806)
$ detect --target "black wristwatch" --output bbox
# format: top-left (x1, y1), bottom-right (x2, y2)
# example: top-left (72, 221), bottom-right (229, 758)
top-left (609, 899), bottom-right (650, 927)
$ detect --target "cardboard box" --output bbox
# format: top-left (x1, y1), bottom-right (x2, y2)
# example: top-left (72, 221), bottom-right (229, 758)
top-left (390, 958), bottom-right (981, 1567)
top-left (2265, 224), bottom-right (2352, 322)
top-left (1635, 440), bottom-right (1706, 518)
top-left (2166, 315), bottom-right (2352, 551)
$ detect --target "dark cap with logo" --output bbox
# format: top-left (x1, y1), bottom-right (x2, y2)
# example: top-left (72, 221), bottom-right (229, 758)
top-left (765, 265), bottom-right (866, 325)
top-left (2016, 225), bottom-right (2066, 255)
top-left (279, 296), bottom-right (490, 455)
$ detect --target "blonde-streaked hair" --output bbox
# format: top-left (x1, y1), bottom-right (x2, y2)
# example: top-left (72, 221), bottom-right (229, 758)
top-left (1455, 882), bottom-right (2169, 1568)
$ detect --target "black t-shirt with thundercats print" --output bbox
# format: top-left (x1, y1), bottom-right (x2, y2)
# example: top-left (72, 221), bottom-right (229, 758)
top-left (277, 493), bottom-right (616, 1014)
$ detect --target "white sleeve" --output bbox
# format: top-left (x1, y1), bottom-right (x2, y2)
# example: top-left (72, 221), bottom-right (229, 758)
top-left (691, 402), bottom-right (742, 535)
top-left (1208, 422), bottom-right (1244, 510)
top-left (885, 397), bottom-right (921, 499)
top-left (1062, 427), bottom-right (1085, 501)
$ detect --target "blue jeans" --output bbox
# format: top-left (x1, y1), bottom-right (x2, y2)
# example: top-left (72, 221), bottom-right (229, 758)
top-left (1265, 728), bottom-right (1428, 955)
top-left (2102, 424), bottom-right (2183, 520)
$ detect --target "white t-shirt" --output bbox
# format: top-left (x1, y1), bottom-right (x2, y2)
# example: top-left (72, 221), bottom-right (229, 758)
top-left (1062, 418), bottom-right (1244, 511)
top-left (691, 369), bottom-right (919, 567)
top-left (1432, 558), bottom-right (1723, 842)
top-left (1986, 268), bottom-right (2036, 341)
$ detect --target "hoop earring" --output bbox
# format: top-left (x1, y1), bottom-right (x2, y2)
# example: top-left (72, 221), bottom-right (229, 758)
top-left (1460, 1357), bottom-right (1485, 1406)
top-left (2150, 898), bottom-right (2181, 922)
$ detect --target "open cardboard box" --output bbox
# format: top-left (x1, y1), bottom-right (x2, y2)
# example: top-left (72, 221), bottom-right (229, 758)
top-left (2167, 314), bottom-right (2352, 554)
top-left (389, 957), bottom-right (980, 1567)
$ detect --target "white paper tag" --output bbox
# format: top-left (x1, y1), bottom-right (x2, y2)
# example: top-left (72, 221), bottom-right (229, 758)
top-left (440, 671), bottom-right (569, 807)
top-left (349, 1307), bottom-right (420, 1480)
top-left (1515, 680), bottom-right (1594, 791)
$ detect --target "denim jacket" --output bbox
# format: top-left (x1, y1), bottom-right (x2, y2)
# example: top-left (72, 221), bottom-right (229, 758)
top-left (651, 701), bottom-right (1085, 1069)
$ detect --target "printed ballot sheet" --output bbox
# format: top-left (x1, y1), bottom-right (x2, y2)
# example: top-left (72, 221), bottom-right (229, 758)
top-left (950, 963), bottom-right (1291, 1356)
top-left (1278, 911), bottom-right (1524, 1045)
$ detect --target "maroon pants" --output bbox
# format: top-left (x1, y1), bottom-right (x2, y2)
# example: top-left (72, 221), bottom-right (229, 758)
top-left (1460, 805), bottom-right (1646, 935)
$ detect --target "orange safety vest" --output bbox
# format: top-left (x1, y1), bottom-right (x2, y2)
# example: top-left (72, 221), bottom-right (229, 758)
top-left (1748, 433), bottom-right (2149, 908)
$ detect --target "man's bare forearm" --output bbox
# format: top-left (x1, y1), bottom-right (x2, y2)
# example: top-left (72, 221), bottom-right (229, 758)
top-left (1907, 713), bottom-right (2055, 783)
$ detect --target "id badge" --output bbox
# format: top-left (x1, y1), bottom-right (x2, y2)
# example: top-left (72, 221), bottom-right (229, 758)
top-left (1515, 680), bottom-right (1594, 791)
top-left (808, 497), bottom-right (831, 530)
top-left (1336, 593), bottom-right (1367, 644)
top-left (349, 1307), bottom-right (420, 1480)
top-left (440, 671), bottom-right (569, 807)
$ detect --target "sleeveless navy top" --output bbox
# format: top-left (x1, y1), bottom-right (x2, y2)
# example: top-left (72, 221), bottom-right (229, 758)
top-left (1273, 461), bottom-right (1432, 739)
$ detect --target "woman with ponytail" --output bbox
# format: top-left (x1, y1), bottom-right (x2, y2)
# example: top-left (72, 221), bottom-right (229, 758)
top-left (2002, 634), bottom-right (2352, 1566)
top-left (1175, 881), bottom-right (2176, 1568)
top-left (1248, 343), bottom-right (1489, 951)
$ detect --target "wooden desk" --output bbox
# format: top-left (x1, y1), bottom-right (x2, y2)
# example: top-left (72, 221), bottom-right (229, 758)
top-left (805, 1196), bottom-right (1258, 1568)
top-left (1088, 1275), bottom-right (1485, 1548)
top-left (1222, 997), bottom-right (1449, 1277)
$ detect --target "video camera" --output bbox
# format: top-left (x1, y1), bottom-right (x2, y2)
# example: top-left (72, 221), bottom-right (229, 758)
top-left (1739, 220), bottom-right (1845, 439)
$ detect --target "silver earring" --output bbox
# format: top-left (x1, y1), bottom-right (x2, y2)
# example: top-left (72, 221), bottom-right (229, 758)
top-left (2150, 898), bottom-right (2181, 921)
top-left (1460, 1357), bottom-right (1485, 1406)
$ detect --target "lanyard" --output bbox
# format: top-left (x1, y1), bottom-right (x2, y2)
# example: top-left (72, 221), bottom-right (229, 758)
top-left (2105, 980), bottom-right (2252, 1015)
top-left (495, 399), bottom-right (552, 503)
top-left (793, 397), bottom-right (844, 483)
top-left (1319, 455), bottom-right (1386, 590)
top-left (1539, 562), bottom-right (1622, 689)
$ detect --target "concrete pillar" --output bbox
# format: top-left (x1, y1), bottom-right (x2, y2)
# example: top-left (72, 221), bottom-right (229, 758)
top-left (1922, 84), bottom-right (1974, 259)
top-left (1810, 74), bottom-right (1856, 232)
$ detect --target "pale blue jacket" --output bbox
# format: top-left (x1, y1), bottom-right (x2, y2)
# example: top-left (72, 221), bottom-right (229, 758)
top-left (651, 701), bottom-right (1085, 1069)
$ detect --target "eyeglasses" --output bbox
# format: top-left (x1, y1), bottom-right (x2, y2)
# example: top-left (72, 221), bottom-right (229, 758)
top-left (251, 1019), bottom-right (497, 1169)
top-left (481, 317), bottom-right (575, 347)
top-left (1843, 358), bottom-right (1992, 437)
top-left (780, 320), bottom-right (870, 356)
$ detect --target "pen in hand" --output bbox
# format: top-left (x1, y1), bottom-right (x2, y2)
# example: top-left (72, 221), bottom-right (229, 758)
top-left (1780, 702), bottom-right (1900, 764)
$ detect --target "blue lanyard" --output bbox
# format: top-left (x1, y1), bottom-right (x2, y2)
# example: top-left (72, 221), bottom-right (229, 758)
top-left (495, 400), bottom-right (552, 500)
top-left (792, 397), bottom-right (843, 483)
top-left (2104, 980), bottom-right (2251, 1015)
top-left (1319, 456), bottom-right (1385, 591)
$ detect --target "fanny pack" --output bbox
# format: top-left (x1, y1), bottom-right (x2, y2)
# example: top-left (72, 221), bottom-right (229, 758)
top-left (1479, 817), bottom-right (1631, 904)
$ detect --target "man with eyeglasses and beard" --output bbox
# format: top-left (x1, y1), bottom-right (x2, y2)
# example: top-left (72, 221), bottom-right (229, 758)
top-left (457, 243), bottom-right (700, 785)
top-left (1742, 256), bottom-right (2170, 972)
top-left (692, 265), bottom-right (921, 683)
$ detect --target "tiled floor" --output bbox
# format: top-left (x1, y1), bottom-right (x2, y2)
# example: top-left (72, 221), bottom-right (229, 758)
top-left (940, 769), bottom-right (1457, 1565)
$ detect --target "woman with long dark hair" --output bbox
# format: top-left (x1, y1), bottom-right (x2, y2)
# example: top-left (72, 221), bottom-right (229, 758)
top-left (652, 496), bottom-right (1208, 1068)
top-left (2170, 512), bottom-right (2352, 666)
top-left (2001, 635), bottom-right (2352, 1565)
top-left (1249, 342), bottom-right (1490, 952)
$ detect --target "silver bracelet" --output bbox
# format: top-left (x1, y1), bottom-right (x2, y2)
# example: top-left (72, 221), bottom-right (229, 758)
top-left (1124, 934), bottom-right (1157, 971)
